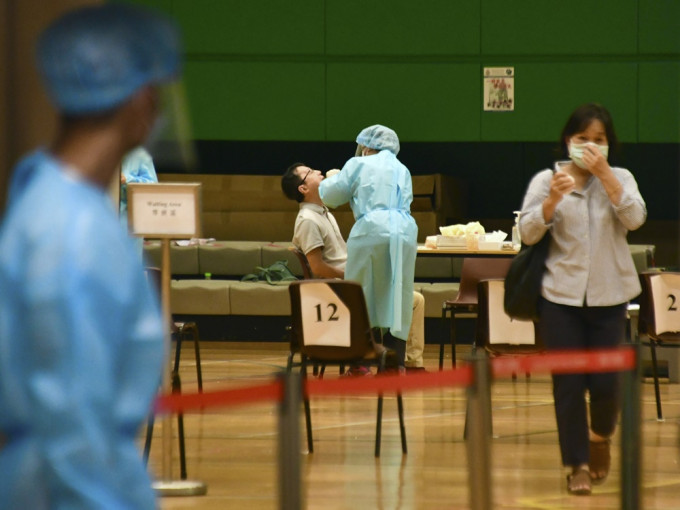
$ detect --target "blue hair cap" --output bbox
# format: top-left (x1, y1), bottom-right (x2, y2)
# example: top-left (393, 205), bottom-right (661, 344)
top-left (37, 3), bottom-right (182, 115)
top-left (356, 124), bottom-right (400, 155)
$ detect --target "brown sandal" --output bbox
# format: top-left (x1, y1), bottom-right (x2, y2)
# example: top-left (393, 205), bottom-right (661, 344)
top-left (567, 468), bottom-right (592, 496)
top-left (589, 439), bottom-right (611, 484)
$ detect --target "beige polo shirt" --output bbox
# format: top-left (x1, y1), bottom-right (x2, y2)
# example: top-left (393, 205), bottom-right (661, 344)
top-left (292, 202), bottom-right (347, 272)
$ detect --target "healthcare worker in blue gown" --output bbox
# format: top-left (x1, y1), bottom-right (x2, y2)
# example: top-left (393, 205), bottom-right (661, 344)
top-left (319, 125), bottom-right (418, 367)
top-left (120, 146), bottom-right (158, 257)
top-left (0, 4), bottom-right (182, 509)
top-left (121, 147), bottom-right (158, 228)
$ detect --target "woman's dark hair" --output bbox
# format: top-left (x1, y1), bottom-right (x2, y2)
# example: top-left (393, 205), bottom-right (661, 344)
top-left (281, 162), bottom-right (306, 203)
top-left (559, 103), bottom-right (619, 158)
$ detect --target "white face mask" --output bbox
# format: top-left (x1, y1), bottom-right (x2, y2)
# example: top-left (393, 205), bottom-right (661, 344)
top-left (568, 141), bottom-right (609, 169)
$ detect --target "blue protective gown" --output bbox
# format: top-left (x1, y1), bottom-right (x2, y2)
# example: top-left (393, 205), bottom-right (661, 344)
top-left (120, 146), bottom-right (158, 230)
top-left (0, 151), bottom-right (165, 509)
top-left (120, 147), bottom-right (158, 258)
top-left (5, 149), bottom-right (47, 208)
top-left (319, 150), bottom-right (417, 340)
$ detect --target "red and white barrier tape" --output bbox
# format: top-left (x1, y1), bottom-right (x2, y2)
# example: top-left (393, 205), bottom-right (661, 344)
top-left (155, 346), bottom-right (636, 415)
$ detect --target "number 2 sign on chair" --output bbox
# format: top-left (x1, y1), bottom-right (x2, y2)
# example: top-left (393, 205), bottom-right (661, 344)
top-left (650, 273), bottom-right (680, 334)
top-left (300, 282), bottom-right (351, 347)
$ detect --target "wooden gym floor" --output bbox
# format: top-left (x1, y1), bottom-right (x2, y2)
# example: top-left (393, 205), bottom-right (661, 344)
top-left (146, 342), bottom-right (680, 510)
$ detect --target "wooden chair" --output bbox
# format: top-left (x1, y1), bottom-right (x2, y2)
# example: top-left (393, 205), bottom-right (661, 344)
top-left (172, 321), bottom-right (203, 392)
top-left (144, 267), bottom-right (204, 391)
top-left (288, 245), bottom-right (314, 279)
top-left (476, 279), bottom-right (544, 359)
top-left (287, 279), bottom-right (407, 457)
top-left (287, 246), bottom-right (345, 376)
top-left (637, 271), bottom-right (680, 421)
top-left (464, 279), bottom-right (543, 437)
top-left (440, 258), bottom-right (512, 369)
top-left (143, 267), bottom-right (203, 479)
top-left (476, 279), bottom-right (543, 354)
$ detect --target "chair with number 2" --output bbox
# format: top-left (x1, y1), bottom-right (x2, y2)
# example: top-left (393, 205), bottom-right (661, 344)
top-left (638, 271), bottom-right (680, 421)
top-left (287, 279), bottom-right (407, 457)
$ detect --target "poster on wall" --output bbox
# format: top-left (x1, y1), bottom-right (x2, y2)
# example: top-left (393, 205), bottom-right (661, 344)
top-left (483, 67), bottom-right (514, 111)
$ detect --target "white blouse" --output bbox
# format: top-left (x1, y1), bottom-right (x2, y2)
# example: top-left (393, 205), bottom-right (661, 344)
top-left (519, 162), bottom-right (647, 307)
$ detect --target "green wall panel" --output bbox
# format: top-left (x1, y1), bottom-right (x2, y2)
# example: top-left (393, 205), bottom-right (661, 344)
top-left (639, 0), bottom-right (680, 53)
top-left (326, 0), bottom-right (480, 55)
top-left (481, 63), bottom-right (638, 142)
top-left (326, 63), bottom-right (480, 142)
top-left (173, 0), bottom-right (324, 54)
top-left (481, 0), bottom-right (637, 55)
top-left (185, 62), bottom-right (325, 140)
top-left (639, 63), bottom-right (680, 142)
top-left (124, 0), bottom-right (677, 145)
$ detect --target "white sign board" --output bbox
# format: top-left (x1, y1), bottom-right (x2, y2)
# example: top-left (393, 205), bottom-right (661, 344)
top-left (650, 273), bottom-right (680, 334)
top-left (127, 183), bottom-right (201, 239)
top-left (300, 282), bottom-right (351, 347)
top-left (488, 280), bottom-right (535, 345)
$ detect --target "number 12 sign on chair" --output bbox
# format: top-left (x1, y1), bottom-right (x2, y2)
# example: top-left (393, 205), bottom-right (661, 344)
top-left (300, 282), bottom-right (351, 347)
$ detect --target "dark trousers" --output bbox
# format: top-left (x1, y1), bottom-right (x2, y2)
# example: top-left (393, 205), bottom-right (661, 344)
top-left (537, 298), bottom-right (627, 467)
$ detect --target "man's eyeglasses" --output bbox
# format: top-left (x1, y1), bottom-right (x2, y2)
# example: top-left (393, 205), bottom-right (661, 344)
top-left (299, 168), bottom-right (312, 185)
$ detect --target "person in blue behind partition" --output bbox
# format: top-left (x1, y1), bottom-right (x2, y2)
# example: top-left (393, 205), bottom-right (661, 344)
top-left (318, 125), bottom-right (418, 369)
top-left (120, 146), bottom-right (158, 257)
top-left (0, 4), bottom-right (182, 509)
top-left (120, 146), bottom-right (158, 229)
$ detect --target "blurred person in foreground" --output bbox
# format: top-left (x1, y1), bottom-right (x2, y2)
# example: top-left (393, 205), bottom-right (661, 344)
top-left (317, 125), bottom-right (418, 369)
top-left (518, 103), bottom-right (646, 496)
top-left (0, 4), bottom-right (182, 509)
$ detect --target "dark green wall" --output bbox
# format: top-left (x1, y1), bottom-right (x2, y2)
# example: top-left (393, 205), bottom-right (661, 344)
top-left (129, 0), bottom-right (679, 144)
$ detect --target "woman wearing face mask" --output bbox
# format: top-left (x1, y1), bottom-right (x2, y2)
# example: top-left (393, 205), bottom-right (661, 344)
top-left (518, 103), bottom-right (646, 496)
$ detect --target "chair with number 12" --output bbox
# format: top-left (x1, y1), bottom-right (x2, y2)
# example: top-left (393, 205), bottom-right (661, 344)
top-left (287, 279), bottom-right (407, 457)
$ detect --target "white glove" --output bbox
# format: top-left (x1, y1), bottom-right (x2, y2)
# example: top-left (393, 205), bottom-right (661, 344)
top-left (326, 169), bottom-right (340, 178)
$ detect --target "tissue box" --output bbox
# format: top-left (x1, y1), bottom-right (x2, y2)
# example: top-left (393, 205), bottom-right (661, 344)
top-left (478, 239), bottom-right (502, 250)
top-left (436, 235), bottom-right (466, 248)
top-left (477, 231), bottom-right (507, 250)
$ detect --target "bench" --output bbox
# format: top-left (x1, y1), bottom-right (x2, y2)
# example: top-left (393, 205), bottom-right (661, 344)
top-left (144, 240), bottom-right (654, 343)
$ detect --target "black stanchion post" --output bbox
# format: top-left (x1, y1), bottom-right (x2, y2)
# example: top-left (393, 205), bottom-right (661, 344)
top-left (153, 238), bottom-right (207, 497)
top-left (278, 371), bottom-right (303, 510)
top-left (465, 351), bottom-right (493, 510)
top-left (621, 345), bottom-right (641, 510)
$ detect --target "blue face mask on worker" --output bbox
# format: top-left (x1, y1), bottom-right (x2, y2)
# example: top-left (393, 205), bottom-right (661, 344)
top-left (568, 141), bottom-right (609, 170)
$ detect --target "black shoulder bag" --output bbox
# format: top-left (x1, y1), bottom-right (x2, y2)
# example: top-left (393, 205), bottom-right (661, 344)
top-left (503, 232), bottom-right (551, 321)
